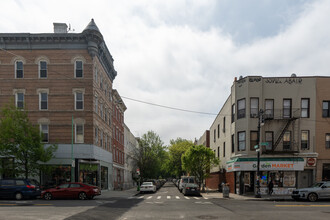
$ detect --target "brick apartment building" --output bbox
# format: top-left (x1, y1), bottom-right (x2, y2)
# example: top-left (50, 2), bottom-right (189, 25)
top-left (0, 19), bottom-right (120, 190)
top-left (201, 75), bottom-right (330, 195)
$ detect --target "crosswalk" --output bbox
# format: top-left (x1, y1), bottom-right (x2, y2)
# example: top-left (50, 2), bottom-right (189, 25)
top-left (127, 195), bottom-right (208, 200)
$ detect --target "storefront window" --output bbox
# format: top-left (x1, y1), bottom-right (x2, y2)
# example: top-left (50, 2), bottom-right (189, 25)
top-left (323, 164), bottom-right (330, 181)
top-left (79, 163), bottom-right (98, 186)
top-left (101, 166), bottom-right (108, 190)
top-left (41, 165), bottom-right (71, 189)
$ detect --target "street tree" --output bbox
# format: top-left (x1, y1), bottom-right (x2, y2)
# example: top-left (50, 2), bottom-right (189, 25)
top-left (0, 103), bottom-right (57, 178)
top-left (181, 145), bottom-right (219, 191)
top-left (135, 130), bottom-right (167, 180)
top-left (168, 138), bottom-right (193, 177)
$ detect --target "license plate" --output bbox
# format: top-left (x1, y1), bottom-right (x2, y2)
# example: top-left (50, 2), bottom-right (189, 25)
top-left (191, 189), bottom-right (195, 191)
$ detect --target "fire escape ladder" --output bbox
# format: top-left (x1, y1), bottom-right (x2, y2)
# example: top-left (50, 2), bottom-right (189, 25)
top-left (272, 119), bottom-right (294, 151)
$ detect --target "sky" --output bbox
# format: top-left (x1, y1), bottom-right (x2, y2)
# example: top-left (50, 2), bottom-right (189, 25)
top-left (1, 0), bottom-right (329, 145)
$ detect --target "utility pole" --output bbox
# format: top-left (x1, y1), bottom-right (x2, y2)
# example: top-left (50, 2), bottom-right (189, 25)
top-left (255, 109), bottom-right (263, 198)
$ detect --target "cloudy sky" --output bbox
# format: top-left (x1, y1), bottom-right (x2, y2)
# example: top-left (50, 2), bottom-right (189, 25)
top-left (1, 0), bottom-right (329, 145)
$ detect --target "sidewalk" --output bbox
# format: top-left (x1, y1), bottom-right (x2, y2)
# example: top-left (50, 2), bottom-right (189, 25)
top-left (201, 189), bottom-right (293, 201)
top-left (99, 187), bottom-right (139, 199)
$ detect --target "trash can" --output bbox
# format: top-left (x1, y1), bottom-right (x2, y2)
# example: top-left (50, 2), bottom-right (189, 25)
top-left (222, 184), bottom-right (229, 198)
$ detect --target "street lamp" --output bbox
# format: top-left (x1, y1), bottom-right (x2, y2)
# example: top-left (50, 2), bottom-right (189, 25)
top-left (255, 109), bottom-right (264, 198)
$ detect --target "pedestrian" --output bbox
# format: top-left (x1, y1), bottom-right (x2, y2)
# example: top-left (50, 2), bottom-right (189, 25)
top-left (268, 179), bottom-right (274, 195)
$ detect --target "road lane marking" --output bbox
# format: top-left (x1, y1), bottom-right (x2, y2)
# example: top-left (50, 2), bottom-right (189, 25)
top-left (175, 196), bottom-right (180, 199)
top-left (157, 196), bottom-right (161, 199)
top-left (0, 204), bottom-right (17, 206)
top-left (184, 196), bottom-right (190, 200)
top-left (203, 197), bottom-right (208, 200)
top-left (167, 196), bottom-right (171, 199)
top-left (276, 205), bottom-right (330, 207)
top-left (138, 196), bottom-right (144, 199)
top-left (34, 204), bottom-right (52, 206)
top-left (194, 197), bottom-right (200, 200)
top-left (147, 196), bottom-right (152, 200)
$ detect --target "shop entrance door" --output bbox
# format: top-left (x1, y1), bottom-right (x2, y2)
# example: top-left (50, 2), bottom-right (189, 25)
top-left (298, 170), bottom-right (313, 188)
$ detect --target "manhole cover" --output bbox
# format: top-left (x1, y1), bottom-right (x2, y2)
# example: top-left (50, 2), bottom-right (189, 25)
top-left (197, 215), bottom-right (218, 219)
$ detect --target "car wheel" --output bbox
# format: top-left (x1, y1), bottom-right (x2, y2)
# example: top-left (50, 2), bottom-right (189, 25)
top-left (44, 192), bottom-right (52, 200)
top-left (78, 192), bottom-right (87, 200)
top-left (15, 192), bottom-right (23, 200)
top-left (307, 193), bottom-right (318, 202)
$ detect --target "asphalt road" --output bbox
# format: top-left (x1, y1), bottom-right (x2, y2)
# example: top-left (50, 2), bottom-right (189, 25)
top-left (1, 182), bottom-right (330, 220)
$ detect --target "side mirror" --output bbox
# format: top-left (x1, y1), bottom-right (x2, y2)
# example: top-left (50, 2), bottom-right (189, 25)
top-left (321, 185), bottom-right (327, 189)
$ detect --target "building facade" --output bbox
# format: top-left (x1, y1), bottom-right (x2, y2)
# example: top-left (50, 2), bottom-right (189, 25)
top-left (0, 20), bottom-right (117, 190)
top-left (124, 124), bottom-right (139, 189)
top-left (205, 75), bottom-right (327, 195)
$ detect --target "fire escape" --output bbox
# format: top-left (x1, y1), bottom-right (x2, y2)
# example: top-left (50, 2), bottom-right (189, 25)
top-left (263, 108), bottom-right (300, 154)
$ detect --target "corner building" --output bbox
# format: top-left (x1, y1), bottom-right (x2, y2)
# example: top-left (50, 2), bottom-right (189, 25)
top-left (0, 20), bottom-right (117, 190)
top-left (206, 75), bottom-right (328, 195)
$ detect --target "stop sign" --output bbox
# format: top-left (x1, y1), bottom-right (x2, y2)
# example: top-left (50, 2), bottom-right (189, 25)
top-left (307, 158), bottom-right (316, 166)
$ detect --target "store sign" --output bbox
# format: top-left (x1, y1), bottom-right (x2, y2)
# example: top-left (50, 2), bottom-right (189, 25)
top-left (306, 158), bottom-right (316, 167)
top-left (226, 160), bottom-right (304, 172)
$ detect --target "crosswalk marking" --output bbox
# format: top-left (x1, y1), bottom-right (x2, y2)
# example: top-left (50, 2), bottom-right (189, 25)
top-left (129, 195), bottom-right (207, 200)
top-left (167, 196), bottom-right (171, 199)
top-left (147, 196), bottom-right (152, 200)
top-left (157, 196), bottom-right (161, 199)
top-left (184, 196), bottom-right (190, 200)
top-left (193, 197), bottom-right (200, 200)
top-left (175, 196), bottom-right (180, 199)
top-left (138, 196), bottom-right (144, 199)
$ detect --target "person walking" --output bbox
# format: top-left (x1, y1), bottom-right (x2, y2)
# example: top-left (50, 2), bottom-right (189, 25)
top-left (268, 179), bottom-right (274, 195)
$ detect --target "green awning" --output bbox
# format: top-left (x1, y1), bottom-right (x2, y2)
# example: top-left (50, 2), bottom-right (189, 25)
top-left (226, 157), bottom-right (304, 164)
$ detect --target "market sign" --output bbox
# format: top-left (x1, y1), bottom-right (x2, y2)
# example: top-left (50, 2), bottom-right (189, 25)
top-left (226, 157), bottom-right (304, 172)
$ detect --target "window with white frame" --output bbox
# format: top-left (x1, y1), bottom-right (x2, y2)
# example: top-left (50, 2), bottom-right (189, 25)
top-left (238, 131), bottom-right (246, 151)
top-left (75, 124), bottom-right (84, 143)
top-left (39, 92), bottom-right (48, 110)
top-left (39, 61), bottom-right (47, 78)
top-left (75, 92), bottom-right (84, 110)
top-left (250, 98), bottom-right (259, 118)
top-left (326, 134), bottom-right (330, 149)
top-left (16, 92), bottom-right (24, 109)
top-left (283, 131), bottom-right (291, 150)
top-left (237, 99), bottom-right (246, 119)
top-left (301, 98), bottom-right (310, 118)
top-left (265, 99), bottom-right (274, 119)
top-left (75, 60), bottom-right (83, 78)
top-left (301, 130), bottom-right (309, 150)
top-left (15, 61), bottom-right (24, 78)
top-left (283, 99), bottom-right (292, 118)
top-left (265, 131), bottom-right (273, 150)
top-left (40, 124), bottom-right (49, 143)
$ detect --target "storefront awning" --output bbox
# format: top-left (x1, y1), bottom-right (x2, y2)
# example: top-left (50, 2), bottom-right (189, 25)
top-left (226, 157), bottom-right (304, 172)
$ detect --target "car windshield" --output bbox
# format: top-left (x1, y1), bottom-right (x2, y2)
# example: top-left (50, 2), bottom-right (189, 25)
top-left (188, 178), bottom-right (195, 183)
top-left (310, 182), bottom-right (324, 188)
top-left (182, 178), bottom-right (188, 183)
top-left (142, 182), bottom-right (153, 186)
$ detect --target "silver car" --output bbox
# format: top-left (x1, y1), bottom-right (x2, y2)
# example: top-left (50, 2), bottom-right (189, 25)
top-left (292, 181), bottom-right (330, 202)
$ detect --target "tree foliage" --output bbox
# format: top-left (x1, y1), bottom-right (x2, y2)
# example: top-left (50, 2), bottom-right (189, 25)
top-left (181, 145), bottom-right (219, 190)
top-left (167, 138), bottom-right (193, 177)
top-left (134, 131), bottom-right (167, 180)
top-left (0, 104), bottom-right (57, 178)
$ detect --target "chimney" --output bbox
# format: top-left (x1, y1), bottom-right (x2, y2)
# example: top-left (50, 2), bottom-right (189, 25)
top-left (53, 23), bottom-right (68, 33)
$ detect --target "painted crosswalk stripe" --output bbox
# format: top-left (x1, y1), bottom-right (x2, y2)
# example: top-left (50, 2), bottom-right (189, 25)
top-left (147, 196), bottom-right (152, 200)
top-left (138, 196), bottom-right (144, 199)
top-left (203, 197), bottom-right (208, 200)
top-left (167, 196), bottom-right (171, 199)
top-left (157, 196), bottom-right (161, 199)
top-left (175, 196), bottom-right (180, 199)
top-left (184, 196), bottom-right (190, 200)
top-left (194, 197), bottom-right (200, 200)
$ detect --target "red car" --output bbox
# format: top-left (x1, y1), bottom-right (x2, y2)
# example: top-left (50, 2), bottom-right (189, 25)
top-left (41, 182), bottom-right (101, 200)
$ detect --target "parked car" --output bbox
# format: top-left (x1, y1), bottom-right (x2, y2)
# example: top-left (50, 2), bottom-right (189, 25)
top-left (0, 178), bottom-right (41, 200)
top-left (140, 182), bottom-right (156, 193)
top-left (182, 183), bottom-right (200, 196)
top-left (178, 176), bottom-right (196, 192)
top-left (41, 182), bottom-right (101, 200)
top-left (292, 181), bottom-right (330, 202)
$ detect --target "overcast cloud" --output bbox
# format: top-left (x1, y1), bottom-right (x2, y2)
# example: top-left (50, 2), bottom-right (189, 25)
top-left (1, 0), bottom-right (329, 145)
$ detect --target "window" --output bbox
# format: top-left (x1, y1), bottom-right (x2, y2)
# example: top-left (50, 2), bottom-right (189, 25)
top-left (237, 99), bottom-right (246, 119)
top-left (105, 108), bottom-right (108, 122)
top-left (94, 67), bottom-right (98, 83)
top-left (95, 127), bottom-right (99, 145)
top-left (223, 117), bottom-right (226, 132)
top-left (15, 61), bottom-right (23, 78)
top-left (39, 92), bottom-right (48, 110)
top-left (250, 131), bottom-right (258, 150)
top-left (39, 61), bottom-right (47, 78)
top-left (217, 124), bottom-right (220, 138)
top-left (301, 99), bottom-right (310, 118)
top-left (323, 101), bottom-right (330, 117)
top-left (283, 99), bottom-right (292, 118)
top-left (301, 130), bottom-right (309, 150)
top-left (100, 130), bottom-right (103, 148)
top-left (283, 131), bottom-right (291, 150)
top-left (231, 104), bottom-right (235, 123)
top-left (104, 134), bottom-right (107, 150)
top-left (214, 129), bottom-right (216, 143)
top-left (250, 98), bottom-right (259, 118)
top-left (100, 76), bottom-right (103, 89)
top-left (265, 99), bottom-right (274, 119)
top-left (223, 142), bottom-right (226, 157)
top-left (100, 104), bottom-right (103, 119)
top-left (217, 147), bottom-right (220, 158)
top-left (238, 131), bottom-right (246, 151)
top-left (265, 132), bottom-right (273, 150)
top-left (75, 60), bottom-right (83, 78)
top-left (326, 134), bottom-right (330, 149)
top-left (16, 92), bottom-right (24, 109)
top-left (40, 124), bottom-right (49, 143)
top-left (75, 92), bottom-right (83, 110)
top-left (95, 97), bottom-right (98, 113)
top-left (231, 134), bottom-right (235, 153)
top-left (75, 124), bottom-right (84, 143)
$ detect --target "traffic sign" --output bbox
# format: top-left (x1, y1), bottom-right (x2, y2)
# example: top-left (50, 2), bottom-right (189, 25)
top-left (261, 142), bottom-right (269, 146)
top-left (254, 145), bottom-right (259, 149)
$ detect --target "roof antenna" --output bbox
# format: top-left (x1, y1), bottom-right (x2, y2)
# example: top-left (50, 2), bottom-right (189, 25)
top-left (67, 24), bottom-right (75, 32)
